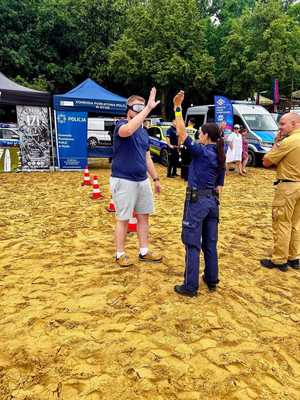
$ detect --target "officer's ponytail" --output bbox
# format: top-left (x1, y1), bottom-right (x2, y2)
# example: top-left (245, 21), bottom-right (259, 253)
top-left (216, 137), bottom-right (226, 169)
top-left (201, 123), bottom-right (226, 169)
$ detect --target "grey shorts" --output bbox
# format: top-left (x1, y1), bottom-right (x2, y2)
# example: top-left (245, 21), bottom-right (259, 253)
top-left (110, 177), bottom-right (154, 220)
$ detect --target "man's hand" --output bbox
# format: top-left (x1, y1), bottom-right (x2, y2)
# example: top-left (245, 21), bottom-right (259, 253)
top-left (146, 87), bottom-right (160, 111)
top-left (154, 180), bottom-right (161, 194)
top-left (275, 130), bottom-right (283, 143)
top-left (173, 90), bottom-right (184, 108)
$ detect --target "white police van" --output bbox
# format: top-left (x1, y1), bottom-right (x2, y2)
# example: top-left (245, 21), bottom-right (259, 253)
top-left (185, 102), bottom-right (278, 166)
top-left (87, 118), bottom-right (115, 148)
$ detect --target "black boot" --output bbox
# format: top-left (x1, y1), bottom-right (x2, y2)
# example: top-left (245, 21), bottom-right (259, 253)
top-left (288, 259), bottom-right (300, 270)
top-left (260, 259), bottom-right (288, 272)
top-left (202, 276), bottom-right (219, 292)
top-left (174, 284), bottom-right (197, 297)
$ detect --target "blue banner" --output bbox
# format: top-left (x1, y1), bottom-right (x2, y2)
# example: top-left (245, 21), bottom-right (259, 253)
top-left (56, 111), bottom-right (88, 169)
top-left (214, 96), bottom-right (233, 131)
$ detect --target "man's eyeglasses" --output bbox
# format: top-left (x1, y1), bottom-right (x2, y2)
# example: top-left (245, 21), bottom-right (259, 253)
top-left (127, 104), bottom-right (145, 113)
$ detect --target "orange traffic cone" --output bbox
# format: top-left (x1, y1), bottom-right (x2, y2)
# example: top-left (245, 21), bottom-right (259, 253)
top-left (81, 166), bottom-right (91, 186)
top-left (107, 198), bottom-right (116, 212)
top-left (91, 176), bottom-right (103, 200)
top-left (128, 212), bottom-right (137, 233)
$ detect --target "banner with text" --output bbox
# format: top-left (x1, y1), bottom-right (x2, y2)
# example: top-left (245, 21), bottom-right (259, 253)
top-left (214, 96), bottom-right (233, 132)
top-left (16, 106), bottom-right (50, 170)
top-left (56, 111), bottom-right (88, 169)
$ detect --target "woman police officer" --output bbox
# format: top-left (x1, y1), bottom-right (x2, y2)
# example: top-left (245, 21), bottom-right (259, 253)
top-left (173, 91), bottom-right (226, 297)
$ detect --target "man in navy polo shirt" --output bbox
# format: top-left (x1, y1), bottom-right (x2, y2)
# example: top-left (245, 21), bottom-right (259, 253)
top-left (110, 87), bottom-right (163, 267)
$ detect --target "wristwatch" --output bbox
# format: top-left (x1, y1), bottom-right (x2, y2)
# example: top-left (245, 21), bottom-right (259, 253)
top-left (153, 177), bottom-right (160, 182)
top-left (175, 107), bottom-right (182, 112)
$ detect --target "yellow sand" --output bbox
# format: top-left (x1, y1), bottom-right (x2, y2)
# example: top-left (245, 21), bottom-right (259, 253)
top-left (0, 161), bottom-right (299, 400)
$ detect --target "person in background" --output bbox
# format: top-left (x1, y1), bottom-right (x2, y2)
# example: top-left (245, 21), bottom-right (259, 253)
top-left (166, 119), bottom-right (179, 178)
top-left (144, 120), bottom-right (151, 130)
top-left (173, 90), bottom-right (226, 297)
top-left (225, 124), bottom-right (244, 175)
top-left (180, 120), bottom-right (195, 181)
top-left (261, 112), bottom-right (300, 272)
top-left (241, 127), bottom-right (249, 174)
top-left (219, 121), bottom-right (227, 138)
top-left (187, 117), bottom-right (196, 129)
top-left (110, 87), bottom-right (163, 267)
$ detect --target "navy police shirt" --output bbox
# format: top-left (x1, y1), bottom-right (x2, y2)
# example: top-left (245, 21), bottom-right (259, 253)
top-left (111, 119), bottom-right (150, 182)
top-left (166, 126), bottom-right (178, 146)
top-left (184, 136), bottom-right (225, 189)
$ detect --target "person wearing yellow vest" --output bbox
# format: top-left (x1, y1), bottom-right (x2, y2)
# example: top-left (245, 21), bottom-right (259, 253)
top-left (261, 112), bottom-right (300, 271)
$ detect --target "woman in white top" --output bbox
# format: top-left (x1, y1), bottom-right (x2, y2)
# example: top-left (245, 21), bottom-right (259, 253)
top-left (226, 124), bottom-right (244, 175)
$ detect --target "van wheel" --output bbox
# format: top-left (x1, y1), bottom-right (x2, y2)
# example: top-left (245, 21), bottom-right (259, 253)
top-left (88, 137), bottom-right (98, 149)
top-left (160, 148), bottom-right (169, 167)
top-left (247, 149), bottom-right (256, 166)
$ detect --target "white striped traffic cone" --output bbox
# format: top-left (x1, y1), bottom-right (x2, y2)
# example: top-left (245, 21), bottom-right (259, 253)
top-left (81, 166), bottom-right (91, 186)
top-left (91, 176), bottom-right (103, 200)
top-left (127, 212), bottom-right (137, 233)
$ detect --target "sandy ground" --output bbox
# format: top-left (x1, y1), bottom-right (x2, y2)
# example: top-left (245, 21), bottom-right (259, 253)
top-left (0, 161), bottom-right (299, 400)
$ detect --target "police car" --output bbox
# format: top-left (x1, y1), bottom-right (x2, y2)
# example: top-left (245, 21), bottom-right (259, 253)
top-left (0, 127), bottom-right (21, 147)
top-left (147, 124), bottom-right (196, 166)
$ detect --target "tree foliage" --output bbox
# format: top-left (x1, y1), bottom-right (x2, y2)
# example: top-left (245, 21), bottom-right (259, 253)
top-left (108, 0), bottom-right (216, 114)
top-left (219, 0), bottom-right (300, 98)
top-left (0, 0), bottom-right (299, 113)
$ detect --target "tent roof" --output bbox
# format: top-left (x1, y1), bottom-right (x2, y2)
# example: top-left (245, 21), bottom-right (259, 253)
top-left (53, 78), bottom-right (127, 114)
top-left (0, 72), bottom-right (51, 106)
top-left (0, 72), bottom-right (46, 93)
top-left (254, 93), bottom-right (273, 105)
top-left (292, 90), bottom-right (300, 99)
top-left (65, 78), bottom-right (126, 102)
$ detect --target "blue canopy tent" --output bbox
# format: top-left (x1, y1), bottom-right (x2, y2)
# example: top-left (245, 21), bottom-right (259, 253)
top-left (53, 78), bottom-right (127, 170)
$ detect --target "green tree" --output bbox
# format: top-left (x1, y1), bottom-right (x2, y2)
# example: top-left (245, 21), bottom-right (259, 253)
top-left (108, 0), bottom-right (216, 117)
top-left (0, 0), bottom-right (40, 79)
top-left (219, 0), bottom-right (300, 98)
top-left (0, 0), bottom-right (130, 92)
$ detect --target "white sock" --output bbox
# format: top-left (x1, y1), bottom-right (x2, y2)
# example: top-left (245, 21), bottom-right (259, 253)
top-left (116, 251), bottom-right (125, 259)
top-left (140, 247), bottom-right (148, 256)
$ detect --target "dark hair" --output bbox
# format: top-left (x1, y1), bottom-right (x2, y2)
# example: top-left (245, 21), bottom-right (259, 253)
top-left (188, 118), bottom-right (195, 124)
top-left (201, 123), bottom-right (226, 169)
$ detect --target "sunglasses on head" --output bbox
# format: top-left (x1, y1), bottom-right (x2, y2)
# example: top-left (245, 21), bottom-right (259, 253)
top-left (127, 104), bottom-right (145, 113)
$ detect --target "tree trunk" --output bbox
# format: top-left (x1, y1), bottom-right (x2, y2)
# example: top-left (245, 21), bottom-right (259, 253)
top-left (160, 88), bottom-right (167, 120)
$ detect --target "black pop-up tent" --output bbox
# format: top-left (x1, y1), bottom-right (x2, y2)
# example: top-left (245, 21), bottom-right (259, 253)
top-left (0, 72), bottom-right (54, 172)
top-left (0, 72), bottom-right (51, 106)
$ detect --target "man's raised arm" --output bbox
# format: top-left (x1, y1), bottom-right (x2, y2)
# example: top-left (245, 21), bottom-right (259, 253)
top-left (119, 88), bottom-right (160, 138)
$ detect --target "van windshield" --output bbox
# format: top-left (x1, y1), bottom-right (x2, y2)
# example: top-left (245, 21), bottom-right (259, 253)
top-left (243, 114), bottom-right (278, 131)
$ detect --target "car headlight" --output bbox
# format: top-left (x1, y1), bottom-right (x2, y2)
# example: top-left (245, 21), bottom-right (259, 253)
top-left (261, 142), bottom-right (273, 148)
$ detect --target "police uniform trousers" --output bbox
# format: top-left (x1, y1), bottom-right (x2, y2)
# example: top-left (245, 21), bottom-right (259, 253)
top-left (167, 148), bottom-right (179, 177)
top-left (272, 182), bottom-right (300, 264)
top-left (182, 193), bottom-right (219, 292)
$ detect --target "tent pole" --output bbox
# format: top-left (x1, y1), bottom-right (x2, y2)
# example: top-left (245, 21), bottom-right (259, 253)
top-left (53, 110), bottom-right (60, 170)
top-left (49, 107), bottom-right (55, 171)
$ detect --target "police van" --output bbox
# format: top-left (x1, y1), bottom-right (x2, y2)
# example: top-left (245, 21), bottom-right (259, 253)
top-left (87, 118), bottom-right (115, 148)
top-left (185, 102), bottom-right (278, 166)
